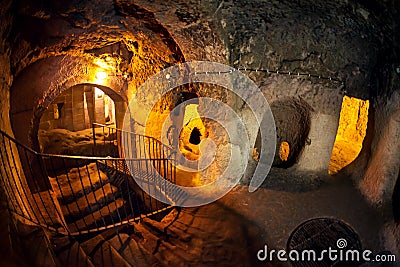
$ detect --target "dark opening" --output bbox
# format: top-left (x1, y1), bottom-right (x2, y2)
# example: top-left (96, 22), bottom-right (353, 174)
top-left (189, 127), bottom-right (202, 145)
top-left (182, 92), bottom-right (199, 102)
top-left (57, 102), bottom-right (64, 118)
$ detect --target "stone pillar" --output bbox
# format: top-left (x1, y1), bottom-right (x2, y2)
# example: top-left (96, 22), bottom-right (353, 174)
top-left (94, 88), bottom-right (106, 125)
top-left (84, 86), bottom-right (95, 126)
top-left (60, 88), bottom-right (73, 131)
top-left (72, 85), bottom-right (86, 131)
top-left (115, 101), bottom-right (127, 157)
top-left (296, 113), bottom-right (340, 172)
top-left (114, 101), bottom-right (127, 130)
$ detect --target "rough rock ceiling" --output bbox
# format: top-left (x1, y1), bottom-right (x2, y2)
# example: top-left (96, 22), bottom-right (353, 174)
top-left (10, 0), bottom-right (185, 78)
top-left (7, 0), bottom-right (399, 100)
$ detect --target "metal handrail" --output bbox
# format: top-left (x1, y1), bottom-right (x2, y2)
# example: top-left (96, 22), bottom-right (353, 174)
top-left (0, 127), bottom-right (177, 236)
top-left (92, 122), bottom-right (177, 160)
top-left (1, 127), bottom-right (172, 161)
top-left (91, 123), bottom-right (177, 183)
top-left (92, 122), bottom-right (175, 151)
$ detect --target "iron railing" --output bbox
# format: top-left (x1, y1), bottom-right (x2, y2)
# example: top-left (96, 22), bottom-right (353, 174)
top-left (92, 123), bottom-right (177, 184)
top-left (0, 128), bottom-right (177, 236)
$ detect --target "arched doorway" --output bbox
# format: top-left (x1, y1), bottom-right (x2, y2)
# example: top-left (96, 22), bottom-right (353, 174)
top-left (39, 85), bottom-right (117, 132)
top-left (37, 83), bottom-right (125, 156)
top-left (177, 92), bottom-right (206, 161)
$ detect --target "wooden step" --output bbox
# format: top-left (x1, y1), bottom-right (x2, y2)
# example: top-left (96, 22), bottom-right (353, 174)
top-left (61, 183), bottom-right (120, 222)
top-left (68, 198), bottom-right (127, 233)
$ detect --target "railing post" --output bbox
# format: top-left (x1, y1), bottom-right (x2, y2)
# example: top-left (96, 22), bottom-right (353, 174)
top-left (92, 123), bottom-right (96, 156)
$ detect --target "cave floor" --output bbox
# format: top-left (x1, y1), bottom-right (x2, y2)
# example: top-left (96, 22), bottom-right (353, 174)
top-left (222, 172), bottom-right (385, 258)
top-left (86, 169), bottom-right (386, 266)
top-left (228, 169), bottom-right (386, 252)
top-left (0, 169), bottom-right (388, 266)
top-left (105, 169), bottom-right (386, 266)
top-left (162, 169), bottom-right (386, 266)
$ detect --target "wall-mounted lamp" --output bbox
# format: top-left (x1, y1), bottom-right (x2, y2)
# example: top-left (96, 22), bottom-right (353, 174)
top-left (94, 69), bottom-right (132, 85)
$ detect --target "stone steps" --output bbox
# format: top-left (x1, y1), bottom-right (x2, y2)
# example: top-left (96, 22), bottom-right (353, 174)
top-left (49, 161), bottom-right (177, 265)
top-left (52, 236), bottom-right (95, 267)
top-left (48, 162), bottom-right (142, 233)
top-left (78, 219), bottom-right (165, 267)
top-left (68, 198), bottom-right (127, 233)
top-left (108, 233), bottom-right (160, 267)
top-left (61, 183), bottom-right (120, 222)
top-left (80, 234), bottom-right (131, 267)
top-left (49, 163), bottom-right (111, 205)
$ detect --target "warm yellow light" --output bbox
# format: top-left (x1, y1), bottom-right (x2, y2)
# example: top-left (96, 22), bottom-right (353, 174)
top-left (96, 71), bottom-right (107, 80)
top-left (92, 57), bottom-right (114, 85)
top-left (179, 104), bottom-right (206, 159)
top-left (94, 71), bottom-right (107, 85)
top-left (329, 96), bottom-right (369, 174)
top-left (279, 141), bottom-right (290, 161)
top-left (183, 104), bottom-right (201, 126)
top-left (93, 58), bottom-right (114, 70)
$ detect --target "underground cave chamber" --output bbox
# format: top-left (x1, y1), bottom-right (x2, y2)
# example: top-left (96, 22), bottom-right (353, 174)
top-left (0, 0), bottom-right (399, 266)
